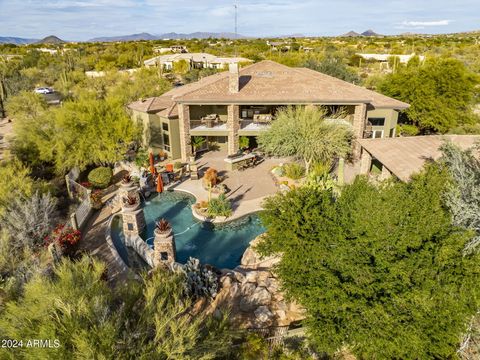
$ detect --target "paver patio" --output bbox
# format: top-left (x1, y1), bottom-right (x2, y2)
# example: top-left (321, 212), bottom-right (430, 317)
top-left (171, 150), bottom-right (289, 220)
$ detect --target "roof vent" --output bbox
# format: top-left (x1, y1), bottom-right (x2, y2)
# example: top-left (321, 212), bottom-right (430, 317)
top-left (228, 63), bottom-right (239, 93)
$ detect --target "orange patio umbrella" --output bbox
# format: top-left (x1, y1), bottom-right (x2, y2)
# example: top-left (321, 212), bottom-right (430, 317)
top-left (156, 173), bottom-right (164, 193)
top-left (149, 152), bottom-right (155, 175)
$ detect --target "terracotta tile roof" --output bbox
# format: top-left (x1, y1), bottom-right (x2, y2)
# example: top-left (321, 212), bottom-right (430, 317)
top-left (128, 60), bottom-right (409, 116)
top-left (358, 135), bottom-right (480, 181)
top-left (174, 60), bottom-right (409, 108)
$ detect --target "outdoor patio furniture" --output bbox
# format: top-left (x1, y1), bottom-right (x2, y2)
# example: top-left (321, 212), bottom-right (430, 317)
top-left (190, 164), bottom-right (199, 180)
top-left (253, 114), bottom-right (272, 123)
top-left (201, 114), bottom-right (219, 128)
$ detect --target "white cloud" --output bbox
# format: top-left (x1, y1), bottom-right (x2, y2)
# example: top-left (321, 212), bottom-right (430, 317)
top-left (400, 19), bottom-right (452, 27)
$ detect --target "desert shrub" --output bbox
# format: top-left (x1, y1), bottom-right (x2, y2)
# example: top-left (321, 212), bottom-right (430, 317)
top-left (0, 192), bottom-right (57, 251)
top-left (182, 257), bottom-right (218, 299)
top-left (87, 167), bottom-right (113, 189)
top-left (283, 163), bottom-right (305, 180)
top-left (207, 194), bottom-right (232, 217)
top-left (203, 167), bottom-right (218, 187)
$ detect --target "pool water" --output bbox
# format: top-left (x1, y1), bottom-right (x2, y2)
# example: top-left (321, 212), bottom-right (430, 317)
top-left (111, 191), bottom-right (265, 269)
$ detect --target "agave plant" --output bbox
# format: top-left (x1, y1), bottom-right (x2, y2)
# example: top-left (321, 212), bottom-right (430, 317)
top-left (182, 257), bottom-right (219, 299)
top-left (122, 173), bottom-right (132, 184)
top-left (155, 218), bottom-right (171, 233)
top-left (123, 194), bottom-right (138, 206)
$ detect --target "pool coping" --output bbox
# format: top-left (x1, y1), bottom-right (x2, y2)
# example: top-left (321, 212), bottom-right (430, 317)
top-left (172, 187), bottom-right (265, 224)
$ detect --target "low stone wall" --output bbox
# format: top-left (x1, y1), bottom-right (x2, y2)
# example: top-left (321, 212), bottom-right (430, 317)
top-left (105, 215), bottom-right (129, 274)
top-left (124, 234), bottom-right (155, 268)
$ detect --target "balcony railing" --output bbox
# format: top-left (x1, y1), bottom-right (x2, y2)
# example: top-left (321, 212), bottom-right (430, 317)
top-left (190, 120), bottom-right (227, 131)
top-left (240, 119), bottom-right (271, 131)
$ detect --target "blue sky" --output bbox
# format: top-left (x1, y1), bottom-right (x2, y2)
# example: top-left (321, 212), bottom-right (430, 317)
top-left (0, 0), bottom-right (479, 40)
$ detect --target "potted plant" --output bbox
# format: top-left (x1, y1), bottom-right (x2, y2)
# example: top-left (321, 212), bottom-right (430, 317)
top-left (90, 190), bottom-right (103, 210)
top-left (159, 150), bottom-right (169, 161)
top-left (120, 173), bottom-right (133, 188)
top-left (190, 136), bottom-right (206, 160)
top-left (122, 194), bottom-right (139, 210)
top-left (154, 218), bottom-right (172, 237)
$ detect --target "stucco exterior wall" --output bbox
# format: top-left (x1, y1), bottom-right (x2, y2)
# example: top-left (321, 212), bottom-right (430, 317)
top-left (366, 108), bottom-right (399, 138)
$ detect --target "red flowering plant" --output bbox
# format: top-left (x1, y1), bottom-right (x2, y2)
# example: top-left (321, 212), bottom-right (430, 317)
top-left (80, 181), bottom-right (92, 189)
top-left (45, 224), bottom-right (81, 251)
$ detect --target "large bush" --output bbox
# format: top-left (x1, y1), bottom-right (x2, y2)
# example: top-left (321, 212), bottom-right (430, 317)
top-left (258, 165), bottom-right (480, 358)
top-left (207, 194), bottom-right (232, 217)
top-left (87, 167), bottom-right (112, 189)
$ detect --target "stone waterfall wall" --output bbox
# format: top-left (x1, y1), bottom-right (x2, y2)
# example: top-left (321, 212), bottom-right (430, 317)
top-left (206, 235), bottom-right (305, 328)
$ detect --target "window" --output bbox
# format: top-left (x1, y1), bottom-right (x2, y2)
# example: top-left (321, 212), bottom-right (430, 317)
top-left (162, 122), bottom-right (169, 132)
top-left (161, 252), bottom-right (168, 260)
top-left (127, 223), bottom-right (134, 231)
top-left (368, 117), bottom-right (385, 126)
top-left (372, 130), bottom-right (384, 139)
top-left (163, 133), bottom-right (170, 151)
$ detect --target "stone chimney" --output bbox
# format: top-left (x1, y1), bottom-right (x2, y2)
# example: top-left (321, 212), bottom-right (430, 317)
top-left (228, 63), bottom-right (239, 93)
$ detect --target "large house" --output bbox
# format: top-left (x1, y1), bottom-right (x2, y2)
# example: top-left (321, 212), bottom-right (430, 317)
top-left (144, 53), bottom-right (252, 71)
top-left (128, 60), bottom-right (409, 161)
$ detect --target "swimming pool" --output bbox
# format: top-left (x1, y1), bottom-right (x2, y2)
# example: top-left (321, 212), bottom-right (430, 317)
top-left (111, 191), bottom-right (265, 269)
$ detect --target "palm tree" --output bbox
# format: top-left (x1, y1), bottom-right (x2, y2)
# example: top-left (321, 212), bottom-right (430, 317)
top-left (191, 136), bottom-right (206, 156)
top-left (257, 106), bottom-right (353, 174)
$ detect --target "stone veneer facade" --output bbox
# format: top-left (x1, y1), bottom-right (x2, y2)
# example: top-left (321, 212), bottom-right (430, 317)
top-left (352, 103), bottom-right (368, 159)
top-left (227, 104), bottom-right (240, 155)
top-left (153, 229), bottom-right (177, 266)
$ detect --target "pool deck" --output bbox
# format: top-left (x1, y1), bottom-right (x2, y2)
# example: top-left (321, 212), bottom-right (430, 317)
top-left (79, 151), bottom-right (287, 277)
top-left (169, 150), bottom-right (288, 222)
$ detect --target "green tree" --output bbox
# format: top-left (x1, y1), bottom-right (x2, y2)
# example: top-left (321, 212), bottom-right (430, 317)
top-left (257, 165), bottom-right (480, 358)
top-left (0, 159), bottom-right (37, 215)
top-left (303, 56), bottom-right (361, 84)
top-left (258, 106), bottom-right (353, 173)
top-left (10, 92), bottom-right (140, 174)
top-left (378, 57), bottom-right (479, 133)
top-left (0, 256), bottom-right (235, 359)
top-left (173, 59), bottom-right (190, 75)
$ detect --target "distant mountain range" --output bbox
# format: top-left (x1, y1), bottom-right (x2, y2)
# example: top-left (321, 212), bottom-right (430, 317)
top-left (0, 35), bottom-right (65, 44)
top-left (340, 29), bottom-right (383, 37)
top-left (88, 31), bottom-right (248, 42)
top-left (0, 36), bottom-right (38, 44)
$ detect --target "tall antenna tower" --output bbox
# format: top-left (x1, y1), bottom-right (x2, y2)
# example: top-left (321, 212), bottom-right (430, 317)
top-left (234, 4), bottom-right (238, 57)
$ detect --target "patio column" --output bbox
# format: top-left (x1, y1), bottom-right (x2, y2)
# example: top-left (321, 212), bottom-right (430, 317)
top-left (178, 104), bottom-right (192, 162)
top-left (227, 104), bottom-right (240, 155)
top-left (352, 103), bottom-right (367, 159)
top-left (360, 150), bottom-right (372, 175)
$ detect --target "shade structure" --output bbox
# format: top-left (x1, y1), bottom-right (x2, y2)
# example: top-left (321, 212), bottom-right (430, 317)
top-left (149, 152), bottom-right (155, 174)
top-left (156, 173), bottom-right (164, 193)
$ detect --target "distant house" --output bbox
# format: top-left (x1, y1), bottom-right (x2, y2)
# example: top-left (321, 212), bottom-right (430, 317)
top-left (36, 48), bottom-right (58, 55)
top-left (154, 45), bottom-right (188, 54)
top-left (144, 53), bottom-right (252, 71)
top-left (128, 60), bottom-right (408, 161)
top-left (356, 53), bottom-right (425, 69)
top-left (266, 41), bottom-right (290, 52)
